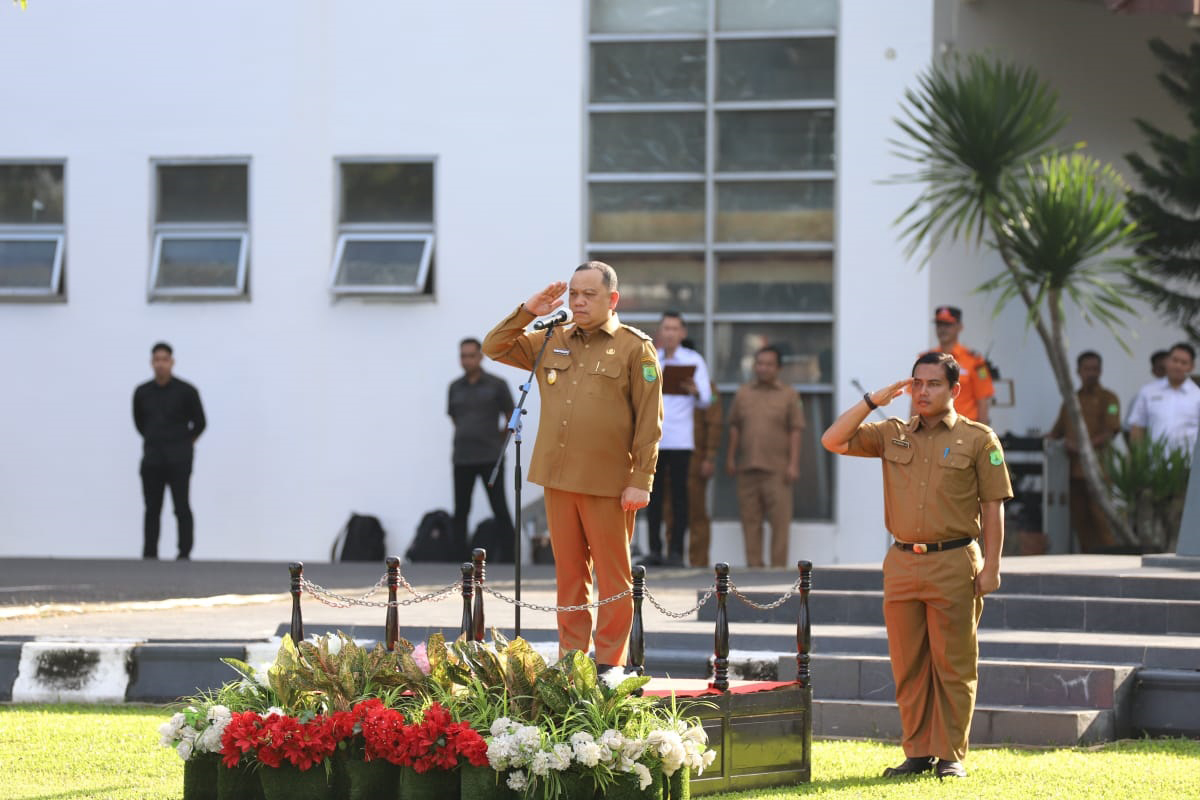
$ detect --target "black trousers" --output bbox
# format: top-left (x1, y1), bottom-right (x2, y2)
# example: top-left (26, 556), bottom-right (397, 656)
top-left (646, 449), bottom-right (691, 558)
top-left (453, 460), bottom-right (514, 562)
top-left (141, 459), bottom-right (193, 559)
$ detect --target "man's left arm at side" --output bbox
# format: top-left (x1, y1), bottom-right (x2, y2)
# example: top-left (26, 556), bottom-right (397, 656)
top-left (623, 339), bottom-right (664, 511)
top-left (188, 385), bottom-right (207, 443)
top-left (975, 433), bottom-right (1013, 596)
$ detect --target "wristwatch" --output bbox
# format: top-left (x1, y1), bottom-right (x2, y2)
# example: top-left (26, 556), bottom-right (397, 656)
top-left (863, 392), bottom-right (878, 410)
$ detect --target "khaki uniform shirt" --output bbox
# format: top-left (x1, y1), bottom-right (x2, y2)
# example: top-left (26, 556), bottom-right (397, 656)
top-left (1049, 384), bottom-right (1121, 479)
top-left (728, 380), bottom-right (805, 473)
top-left (483, 306), bottom-right (663, 498)
top-left (845, 409), bottom-right (1013, 541)
top-left (693, 385), bottom-right (723, 464)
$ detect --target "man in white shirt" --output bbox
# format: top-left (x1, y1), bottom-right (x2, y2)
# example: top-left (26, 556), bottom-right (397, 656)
top-left (642, 312), bottom-right (711, 567)
top-left (1128, 342), bottom-right (1200, 455)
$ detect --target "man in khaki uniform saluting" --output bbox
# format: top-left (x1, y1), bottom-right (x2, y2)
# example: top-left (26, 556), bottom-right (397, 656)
top-left (821, 352), bottom-right (1012, 779)
top-left (483, 262), bottom-right (663, 673)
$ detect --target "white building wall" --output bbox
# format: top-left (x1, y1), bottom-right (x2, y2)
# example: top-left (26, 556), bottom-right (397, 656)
top-left (0, 0), bottom-right (583, 560)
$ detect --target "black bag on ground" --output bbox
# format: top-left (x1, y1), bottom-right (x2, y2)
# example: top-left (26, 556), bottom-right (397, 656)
top-left (470, 517), bottom-right (515, 563)
top-left (331, 513), bottom-right (386, 562)
top-left (406, 509), bottom-right (454, 562)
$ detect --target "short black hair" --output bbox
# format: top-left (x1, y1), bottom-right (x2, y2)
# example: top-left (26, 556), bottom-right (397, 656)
top-left (151, 342), bottom-right (173, 356)
top-left (912, 351), bottom-right (960, 384)
top-left (574, 260), bottom-right (618, 291)
top-left (1151, 350), bottom-right (1169, 365)
top-left (660, 310), bottom-right (685, 326)
top-left (1169, 342), bottom-right (1196, 362)
top-left (1077, 350), bottom-right (1101, 368)
top-left (459, 337), bottom-right (482, 351)
top-left (755, 345), bottom-right (783, 367)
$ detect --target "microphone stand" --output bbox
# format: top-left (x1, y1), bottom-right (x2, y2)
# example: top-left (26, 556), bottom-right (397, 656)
top-left (488, 315), bottom-right (563, 637)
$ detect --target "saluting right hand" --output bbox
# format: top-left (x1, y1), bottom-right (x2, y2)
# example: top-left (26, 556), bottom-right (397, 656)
top-left (869, 378), bottom-right (913, 408)
top-left (524, 282), bottom-right (567, 317)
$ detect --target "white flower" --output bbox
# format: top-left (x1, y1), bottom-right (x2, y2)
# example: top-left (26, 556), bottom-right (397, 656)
top-left (530, 751), bottom-right (553, 777)
top-left (158, 713), bottom-right (186, 747)
top-left (632, 762), bottom-right (653, 790)
top-left (601, 668), bottom-right (628, 690)
top-left (573, 741), bottom-right (602, 768)
top-left (551, 743), bottom-right (573, 771)
top-left (207, 705), bottom-right (231, 723)
top-left (515, 725), bottom-right (541, 751)
top-left (621, 737), bottom-right (646, 761)
top-left (176, 739), bottom-right (194, 761)
top-left (490, 717), bottom-right (514, 738)
top-left (506, 771), bottom-right (527, 791)
top-left (196, 725), bottom-right (222, 754)
top-left (682, 724), bottom-right (707, 746)
top-left (599, 729), bottom-right (624, 750)
top-left (570, 731), bottom-right (594, 747)
top-left (252, 663), bottom-right (274, 688)
top-left (262, 706), bottom-right (284, 718)
top-left (647, 730), bottom-right (686, 775)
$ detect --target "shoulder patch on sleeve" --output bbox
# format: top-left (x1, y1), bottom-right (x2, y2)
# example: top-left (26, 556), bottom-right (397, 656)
top-left (641, 360), bottom-right (658, 382)
top-left (989, 449), bottom-right (1004, 466)
top-left (1107, 403), bottom-right (1119, 415)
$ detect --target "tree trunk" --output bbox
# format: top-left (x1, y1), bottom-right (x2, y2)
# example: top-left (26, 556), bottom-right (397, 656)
top-left (989, 245), bottom-right (1137, 547)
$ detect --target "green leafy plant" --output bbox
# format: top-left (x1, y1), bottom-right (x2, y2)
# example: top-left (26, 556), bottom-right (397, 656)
top-left (1105, 436), bottom-right (1191, 552)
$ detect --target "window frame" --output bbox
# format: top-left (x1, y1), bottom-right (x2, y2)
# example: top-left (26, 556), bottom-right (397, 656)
top-left (586, 2), bottom-right (838, 522)
top-left (149, 158), bottom-right (251, 301)
top-left (0, 159), bottom-right (67, 300)
top-left (330, 157), bottom-right (437, 298)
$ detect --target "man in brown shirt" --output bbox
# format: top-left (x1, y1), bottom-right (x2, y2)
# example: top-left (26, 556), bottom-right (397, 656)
top-left (482, 262), bottom-right (663, 673)
top-left (821, 352), bottom-right (1012, 780)
top-left (1045, 351), bottom-right (1121, 553)
top-left (726, 345), bottom-right (804, 568)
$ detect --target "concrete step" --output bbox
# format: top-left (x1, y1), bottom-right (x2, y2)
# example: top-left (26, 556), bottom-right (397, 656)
top-left (815, 698), bottom-right (1116, 747)
top-left (779, 654), bottom-right (1135, 712)
top-left (762, 565), bottom-right (1200, 601)
top-left (705, 589), bottom-right (1200, 635)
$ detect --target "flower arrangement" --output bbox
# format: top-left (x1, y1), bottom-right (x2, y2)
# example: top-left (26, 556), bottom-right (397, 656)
top-left (220, 709), bottom-right (338, 771)
top-left (158, 703), bottom-right (233, 761)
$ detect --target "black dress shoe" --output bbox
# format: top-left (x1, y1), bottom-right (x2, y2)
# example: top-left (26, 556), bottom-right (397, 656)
top-left (882, 756), bottom-right (936, 778)
top-left (936, 759), bottom-right (967, 778)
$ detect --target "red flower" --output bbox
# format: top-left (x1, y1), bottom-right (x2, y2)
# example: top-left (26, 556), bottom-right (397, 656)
top-left (222, 711), bottom-right (337, 772)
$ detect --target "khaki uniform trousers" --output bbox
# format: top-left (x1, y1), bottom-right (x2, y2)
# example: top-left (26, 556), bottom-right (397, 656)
top-left (1069, 478), bottom-right (1115, 553)
top-left (543, 487), bottom-right (636, 666)
top-left (686, 465), bottom-right (711, 567)
top-left (882, 541), bottom-right (984, 763)
top-left (735, 469), bottom-right (792, 567)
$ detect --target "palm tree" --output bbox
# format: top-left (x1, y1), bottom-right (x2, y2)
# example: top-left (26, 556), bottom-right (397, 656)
top-left (892, 53), bottom-right (1143, 545)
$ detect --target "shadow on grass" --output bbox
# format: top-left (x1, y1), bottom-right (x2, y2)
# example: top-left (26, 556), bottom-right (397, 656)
top-left (25, 789), bottom-right (133, 800)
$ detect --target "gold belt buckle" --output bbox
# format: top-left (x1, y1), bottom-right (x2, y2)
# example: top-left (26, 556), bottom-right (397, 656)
top-left (912, 543), bottom-right (928, 554)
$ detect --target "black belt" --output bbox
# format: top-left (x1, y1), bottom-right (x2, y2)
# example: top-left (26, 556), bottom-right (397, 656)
top-left (893, 537), bottom-right (974, 554)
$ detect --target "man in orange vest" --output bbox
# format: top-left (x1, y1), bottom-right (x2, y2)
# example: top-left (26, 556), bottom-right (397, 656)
top-left (924, 306), bottom-right (994, 424)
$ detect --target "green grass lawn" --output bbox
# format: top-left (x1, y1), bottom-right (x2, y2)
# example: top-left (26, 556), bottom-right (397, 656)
top-left (1, 705), bottom-right (1197, 800)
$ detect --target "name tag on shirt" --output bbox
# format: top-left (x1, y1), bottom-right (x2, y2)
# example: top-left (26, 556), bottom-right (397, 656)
top-left (891, 439), bottom-right (910, 448)
top-left (553, 348), bottom-right (570, 355)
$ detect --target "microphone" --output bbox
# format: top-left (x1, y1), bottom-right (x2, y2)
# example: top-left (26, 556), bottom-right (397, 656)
top-left (532, 309), bottom-right (569, 330)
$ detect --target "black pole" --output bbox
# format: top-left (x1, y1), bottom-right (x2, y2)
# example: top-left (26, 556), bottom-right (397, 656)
top-left (488, 320), bottom-right (560, 638)
top-left (385, 556), bottom-right (399, 652)
top-left (712, 563), bottom-right (730, 691)
top-left (288, 562), bottom-right (304, 643)
top-left (630, 565), bottom-right (646, 676)
top-left (472, 548), bottom-right (487, 642)
top-left (796, 560), bottom-right (813, 688)
top-left (460, 563), bottom-right (474, 639)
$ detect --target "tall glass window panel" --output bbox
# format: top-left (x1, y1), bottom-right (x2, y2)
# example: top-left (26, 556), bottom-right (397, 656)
top-left (591, 41), bottom-right (706, 103)
top-left (716, 181), bottom-right (833, 242)
top-left (332, 235), bottom-right (433, 291)
top-left (591, 0), bottom-right (706, 33)
top-left (340, 162), bottom-right (434, 224)
top-left (713, 321), bottom-right (833, 385)
top-left (157, 164), bottom-right (248, 223)
top-left (716, 253), bottom-right (832, 313)
top-left (0, 237), bottom-right (61, 291)
top-left (589, 182), bottom-right (704, 242)
top-left (591, 113), bottom-right (705, 173)
top-left (153, 235), bottom-right (246, 291)
top-left (717, 38), bottom-right (835, 102)
top-left (590, 252), bottom-right (705, 313)
top-left (712, 392), bottom-right (835, 521)
top-left (0, 164), bottom-right (64, 224)
top-left (717, 110), bottom-right (834, 172)
top-left (717, 0), bottom-right (838, 31)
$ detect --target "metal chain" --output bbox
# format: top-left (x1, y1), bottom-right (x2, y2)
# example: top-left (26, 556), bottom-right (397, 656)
top-left (481, 584), bottom-right (632, 613)
top-left (300, 576), bottom-right (460, 608)
top-left (644, 586), bottom-right (714, 618)
top-left (729, 578), bottom-right (803, 611)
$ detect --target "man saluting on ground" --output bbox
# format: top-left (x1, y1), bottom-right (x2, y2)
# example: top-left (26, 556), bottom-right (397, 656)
top-left (821, 352), bottom-right (1012, 780)
top-left (483, 262), bottom-right (663, 675)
